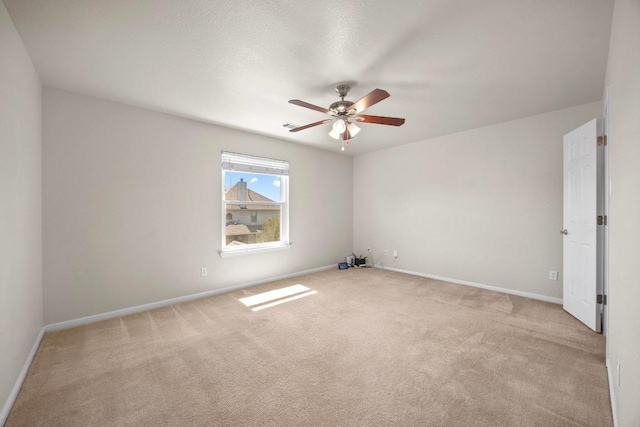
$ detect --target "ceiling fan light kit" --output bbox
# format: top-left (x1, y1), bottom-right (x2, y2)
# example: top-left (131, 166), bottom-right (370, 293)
top-left (288, 85), bottom-right (405, 151)
top-left (348, 122), bottom-right (361, 136)
top-left (332, 119), bottom-right (346, 133)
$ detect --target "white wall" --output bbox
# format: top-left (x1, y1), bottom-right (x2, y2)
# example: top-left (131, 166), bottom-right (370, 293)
top-left (0, 1), bottom-right (43, 421)
top-left (354, 101), bottom-right (601, 300)
top-left (605, 0), bottom-right (640, 424)
top-left (42, 87), bottom-right (352, 324)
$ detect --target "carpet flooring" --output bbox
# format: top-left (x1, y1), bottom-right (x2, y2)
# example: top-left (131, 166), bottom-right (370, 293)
top-left (7, 268), bottom-right (612, 426)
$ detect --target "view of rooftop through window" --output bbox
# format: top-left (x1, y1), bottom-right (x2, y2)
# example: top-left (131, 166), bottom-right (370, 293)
top-left (224, 172), bottom-right (281, 202)
top-left (224, 171), bottom-right (283, 247)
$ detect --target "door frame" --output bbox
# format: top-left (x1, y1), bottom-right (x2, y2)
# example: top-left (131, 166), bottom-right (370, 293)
top-left (603, 87), bottom-right (610, 340)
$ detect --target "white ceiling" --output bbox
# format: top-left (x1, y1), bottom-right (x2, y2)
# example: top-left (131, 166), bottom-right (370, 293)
top-left (5, 0), bottom-right (614, 155)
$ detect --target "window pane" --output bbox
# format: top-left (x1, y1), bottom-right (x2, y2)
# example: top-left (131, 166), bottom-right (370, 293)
top-left (223, 172), bottom-right (281, 203)
top-left (225, 208), bottom-right (280, 246)
top-left (224, 170), bottom-right (282, 247)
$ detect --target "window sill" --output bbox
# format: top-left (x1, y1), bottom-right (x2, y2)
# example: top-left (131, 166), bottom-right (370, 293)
top-left (219, 243), bottom-right (292, 258)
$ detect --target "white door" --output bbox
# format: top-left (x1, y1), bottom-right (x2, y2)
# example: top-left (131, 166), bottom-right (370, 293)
top-left (562, 119), bottom-right (599, 331)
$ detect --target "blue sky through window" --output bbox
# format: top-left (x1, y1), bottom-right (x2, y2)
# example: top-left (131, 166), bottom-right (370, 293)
top-left (225, 172), bottom-right (281, 202)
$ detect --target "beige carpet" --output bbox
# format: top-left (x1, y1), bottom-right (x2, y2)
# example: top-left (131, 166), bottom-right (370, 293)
top-left (7, 268), bottom-right (612, 426)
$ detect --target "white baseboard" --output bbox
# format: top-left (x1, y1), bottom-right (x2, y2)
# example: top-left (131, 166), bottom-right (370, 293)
top-left (44, 264), bottom-right (335, 332)
top-left (1, 327), bottom-right (45, 426)
top-left (376, 265), bottom-right (563, 305)
top-left (606, 358), bottom-right (619, 427)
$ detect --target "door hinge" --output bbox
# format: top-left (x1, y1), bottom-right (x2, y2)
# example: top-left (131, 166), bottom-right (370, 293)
top-left (597, 135), bottom-right (607, 146)
top-left (597, 215), bottom-right (608, 226)
top-left (597, 294), bottom-right (607, 305)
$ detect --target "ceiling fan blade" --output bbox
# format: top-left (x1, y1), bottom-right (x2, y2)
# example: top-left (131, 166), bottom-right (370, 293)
top-left (288, 99), bottom-right (331, 114)
top-left (289, 118), bottom-right (333, 132)
top-left (355, 115), bottom-right (405, 126)
top-left (349, 89), bottom-right (390, 114)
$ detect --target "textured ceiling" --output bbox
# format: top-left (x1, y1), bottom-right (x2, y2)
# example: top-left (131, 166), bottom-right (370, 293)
top-left (5, 0), bottom-right (614, 155)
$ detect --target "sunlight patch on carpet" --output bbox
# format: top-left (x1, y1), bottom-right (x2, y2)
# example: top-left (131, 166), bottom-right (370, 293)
top-left (251, 290), bottom-right (317, 311)
top-left (239, 284), bottom-right (317, 311)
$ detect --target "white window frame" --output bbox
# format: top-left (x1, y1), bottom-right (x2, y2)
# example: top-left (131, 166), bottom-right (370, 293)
top-left (219, 151), bottom-right (290, 258)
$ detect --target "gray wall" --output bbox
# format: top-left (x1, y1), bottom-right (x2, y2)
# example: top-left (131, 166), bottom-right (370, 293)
top-left (353, 101), bottom-right (601, 300)
top-left (605, 0), bottom-right (640, 424)
top-left (42, 87), bottom-right (353, 324)
top-left (0, 1), bottom-right (43, 420)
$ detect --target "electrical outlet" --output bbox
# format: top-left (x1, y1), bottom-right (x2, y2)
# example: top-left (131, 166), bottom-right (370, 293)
top-left (384, 249), bottom-right (388, 256)
top-left (393, 249), bottom-right (398, 258)
top-left (616, 359), bottom-right (621, 386)
top-left (549, 271), bottom-right (558, 281)
top-left (201, 267), bottom-right (208, 277)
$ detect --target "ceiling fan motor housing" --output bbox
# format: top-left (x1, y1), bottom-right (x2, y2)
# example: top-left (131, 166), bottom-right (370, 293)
top-left (329, 100), bottom-right (355, 115)
top-left (332, 84), bottom-right (355, 115)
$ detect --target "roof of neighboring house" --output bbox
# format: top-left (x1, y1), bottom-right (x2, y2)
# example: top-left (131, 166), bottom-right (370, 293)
top-left (225, 223), bottom-right (253, 236)
top-left (245, 224), bottom-right (263, 233)
top-left (225, 182), bottom-right (279, 211)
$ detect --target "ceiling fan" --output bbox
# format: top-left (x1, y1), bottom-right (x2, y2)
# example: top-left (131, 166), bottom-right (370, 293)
top-left (288, 85), bottom-right (405, 150)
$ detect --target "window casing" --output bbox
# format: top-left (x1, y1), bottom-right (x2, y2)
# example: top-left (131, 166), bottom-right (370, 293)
top-left (220, 152), bottom-right (289, 257)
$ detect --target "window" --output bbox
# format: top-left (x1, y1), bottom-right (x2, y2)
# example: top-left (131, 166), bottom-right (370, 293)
top-left (220, 152), bottom-right (289, 256)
